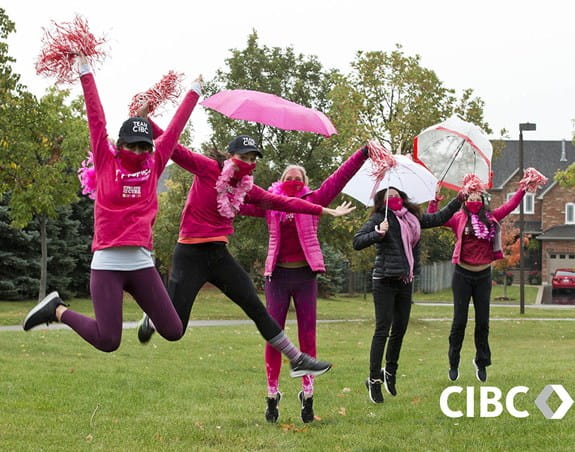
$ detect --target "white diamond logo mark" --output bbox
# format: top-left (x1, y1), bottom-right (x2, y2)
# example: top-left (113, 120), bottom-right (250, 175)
top-left (534, 385), bottom-right (574, 420)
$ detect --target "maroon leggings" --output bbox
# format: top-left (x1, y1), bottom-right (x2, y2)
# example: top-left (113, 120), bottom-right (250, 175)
top-left (60, 268), bottom-right (183, 352)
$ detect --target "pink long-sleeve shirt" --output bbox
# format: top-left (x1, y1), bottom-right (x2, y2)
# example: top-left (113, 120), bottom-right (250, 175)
top-left (81, 73), bottom-right (199, 251)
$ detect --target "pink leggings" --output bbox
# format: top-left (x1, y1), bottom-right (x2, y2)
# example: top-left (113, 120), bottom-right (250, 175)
top-left (264, 266), bottom-right (317, 395)
top-left (61, 268), bottom-right (183, 352)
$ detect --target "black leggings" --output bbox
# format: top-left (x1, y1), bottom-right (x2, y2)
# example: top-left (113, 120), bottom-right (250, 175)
top-left (370, 278), bottom-right (413, 377)
top-left (168, 242), bottom-right (282, 340)
top-left (448, 265), bottom-right (492, 369)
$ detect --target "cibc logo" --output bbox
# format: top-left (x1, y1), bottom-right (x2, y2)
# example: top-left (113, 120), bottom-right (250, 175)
top-left (440, 385), bottom-right (574, 419)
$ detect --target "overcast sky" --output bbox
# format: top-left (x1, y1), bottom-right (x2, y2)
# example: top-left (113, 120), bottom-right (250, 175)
top-left (3, 0), bottom-right (574, 147)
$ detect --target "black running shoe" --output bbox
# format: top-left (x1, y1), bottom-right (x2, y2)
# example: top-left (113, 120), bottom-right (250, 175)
top-left (265, 392), bottom-right (282, 423)
top-left (383, 368), bottom-right (397, 396)
top-left (448, 368), bottom-right (459, 382)
top-left (365, 377), bottom-right (384, 404)
top-left (298, 391), bottom-right (315, 423)
top-left (22, 291), bottom-right (67, 331)
top-left (289, 353), bottom-right (332, 378)
top-left (473, 359), bottom-right (487, 383)
top-left (137, 314), bottom-right (155, 344)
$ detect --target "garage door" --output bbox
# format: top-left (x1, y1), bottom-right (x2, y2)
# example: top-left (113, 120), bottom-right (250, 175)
top-left (547, 251), bottom-right (575, 282)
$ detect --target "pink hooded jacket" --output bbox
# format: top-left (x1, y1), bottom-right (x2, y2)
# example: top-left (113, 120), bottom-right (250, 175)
top-left (241, 149), bottom-right (367, 276)
top-left (428, 188), bottom-right (526, 264)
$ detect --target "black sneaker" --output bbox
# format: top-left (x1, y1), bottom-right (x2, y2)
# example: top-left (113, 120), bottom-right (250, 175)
top-left (265, 392), bottom-right (282, 423)
top-left (137, 314), bottom-right (155, 344)
top-left (365, 377), bottom-right (384, 404)
top-left (22, 291), bottom-right (67, 331)
top-left (383, 368), bottom-right (397, 396)
top-left (289, 353), bottom-right (332, 378)
top-left (473, 359), bottom-right (487, 383)
top-left (298, 391), bottom-right (315, 423)
top-left (448, 368), bottom-right (459, 382)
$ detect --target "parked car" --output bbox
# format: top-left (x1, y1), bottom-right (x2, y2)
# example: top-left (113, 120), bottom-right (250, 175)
top-left (551, 268), bottom-right (575, 294)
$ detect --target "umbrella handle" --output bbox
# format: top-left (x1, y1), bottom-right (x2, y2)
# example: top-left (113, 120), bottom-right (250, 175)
top-left (438, 139), bottom-right (466, 183)
top-left (384, 187), bottom-right (389, 221)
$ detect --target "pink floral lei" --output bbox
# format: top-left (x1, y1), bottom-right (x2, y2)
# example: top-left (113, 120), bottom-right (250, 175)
top-left (470, 212), bottom-right (495, 241)
top-left (215, 159), bottom-right (254, 219)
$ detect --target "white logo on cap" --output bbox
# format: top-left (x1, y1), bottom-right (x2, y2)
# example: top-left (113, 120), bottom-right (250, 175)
top-left (132, 121), bottom-right (149, 134)
top-left (242, 137), bottom-right (256, 147)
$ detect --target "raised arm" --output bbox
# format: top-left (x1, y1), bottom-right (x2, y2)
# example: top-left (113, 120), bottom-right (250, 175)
top-left (310, 147), bottom-right (369, 206)
top-left (148, 119), bottom-right (215, 174)
top-left (420, 197), bottom-right (462, 229)
top-left (78, 60), bottom-right (108, 164)
top-left (152, 76), bottom-right (202, 170)
top-left (491, 188), bottom-right (526, 221)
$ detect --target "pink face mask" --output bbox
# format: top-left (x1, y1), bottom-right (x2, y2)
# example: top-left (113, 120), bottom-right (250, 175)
top-left (466, 201), bottom-right (483, 214)
top-left (117, 149), bottom-right (150, 172)
top-left (387, 197), bottom-right (404, 211)
top-left (280, 180), bottom-right (304, 197)
top-left (233, 158), bottom-right (257, 178)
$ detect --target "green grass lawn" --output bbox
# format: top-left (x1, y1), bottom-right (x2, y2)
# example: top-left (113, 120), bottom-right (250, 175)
top-left (1, 290), bottom-right (574, 450)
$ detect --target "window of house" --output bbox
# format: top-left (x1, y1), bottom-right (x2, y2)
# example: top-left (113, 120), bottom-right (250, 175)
top-left (508, 192), bottom-right (534, 214)
top-left (566, 203), bottom-right (575, 224)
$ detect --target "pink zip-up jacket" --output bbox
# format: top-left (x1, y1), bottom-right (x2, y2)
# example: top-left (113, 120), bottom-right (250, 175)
top-left (81, 72), bottom-right (199, 251)
top-left (428, 188), bottom-right (526, 264)
top-left (241, 149), bottom-right (368, 275)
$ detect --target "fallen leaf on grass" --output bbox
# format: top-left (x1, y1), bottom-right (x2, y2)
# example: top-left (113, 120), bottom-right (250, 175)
top-left (338, 407), bottom-right (347, 416)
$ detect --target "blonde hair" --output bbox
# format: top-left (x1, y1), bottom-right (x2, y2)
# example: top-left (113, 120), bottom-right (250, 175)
top-left (280, 165), bottom-right (309, 185)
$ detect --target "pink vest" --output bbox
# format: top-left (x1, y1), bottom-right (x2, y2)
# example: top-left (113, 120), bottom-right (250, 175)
top-left (263, 149), bottom-right (368, 276)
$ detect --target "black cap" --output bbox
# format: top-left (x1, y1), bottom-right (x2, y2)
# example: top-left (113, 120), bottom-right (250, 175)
top-left (227, 135), bottom-right (263, 158)
top-left (118, 117), bottom-right (154, 146)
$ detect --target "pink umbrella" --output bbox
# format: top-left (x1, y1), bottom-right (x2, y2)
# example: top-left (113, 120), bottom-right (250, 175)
top-left (200, 89), bottom-right (337, 137)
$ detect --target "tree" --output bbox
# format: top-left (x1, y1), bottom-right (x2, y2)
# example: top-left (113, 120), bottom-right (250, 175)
top-left (555, 163), bottom-right (575, 187)
top-left (330, 44), bottom-right (492, 154)
top-left (0, 194), bottom-right (39, 300)
top-left (1, 83), bottom-right (89, 300)
top-left (493, 219), bottom-right (525, 299)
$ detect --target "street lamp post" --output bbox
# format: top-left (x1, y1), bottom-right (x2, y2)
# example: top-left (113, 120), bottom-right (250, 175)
top-left (518, 122), bottom-right (536, 314)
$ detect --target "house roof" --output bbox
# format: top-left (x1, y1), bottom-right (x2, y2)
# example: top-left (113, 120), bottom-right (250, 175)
top-left (491, 140), bottom-right (575, 192)
top-left (536, 224), bottom-right (575, 241)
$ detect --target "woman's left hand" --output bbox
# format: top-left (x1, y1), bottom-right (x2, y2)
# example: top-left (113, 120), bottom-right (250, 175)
top-left (323, 201), bottom-right (356, 217)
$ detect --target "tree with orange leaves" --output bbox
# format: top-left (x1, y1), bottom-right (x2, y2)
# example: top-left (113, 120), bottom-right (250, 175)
top-left (493, 218), bottom-right (528, 299)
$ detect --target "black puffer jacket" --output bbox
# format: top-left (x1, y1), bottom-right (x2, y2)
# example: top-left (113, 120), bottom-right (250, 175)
top-left (353, 198), bottom-right (461, 279)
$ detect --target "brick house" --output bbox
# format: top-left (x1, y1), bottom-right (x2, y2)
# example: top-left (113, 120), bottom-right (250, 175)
top-left (489, 140), bottom-right (575, 283)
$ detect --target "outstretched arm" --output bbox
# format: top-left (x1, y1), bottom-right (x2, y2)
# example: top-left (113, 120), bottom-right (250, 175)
top-left (310, 147), bottom-right (369, 206)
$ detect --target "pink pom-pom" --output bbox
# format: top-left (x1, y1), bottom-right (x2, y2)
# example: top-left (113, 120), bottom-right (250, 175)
top-left (128, 71), bottom-right (185, 117)
top-left (461, 173), bottom-right (487, 196)
top-left (366, 140), bottom-right (397, 179)
top-left (35, 15), bottom-right (107, 84)
top-left (519, 167), bottom-right (548, 193)
top-left (77, 151), bottom-right (96, 200)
